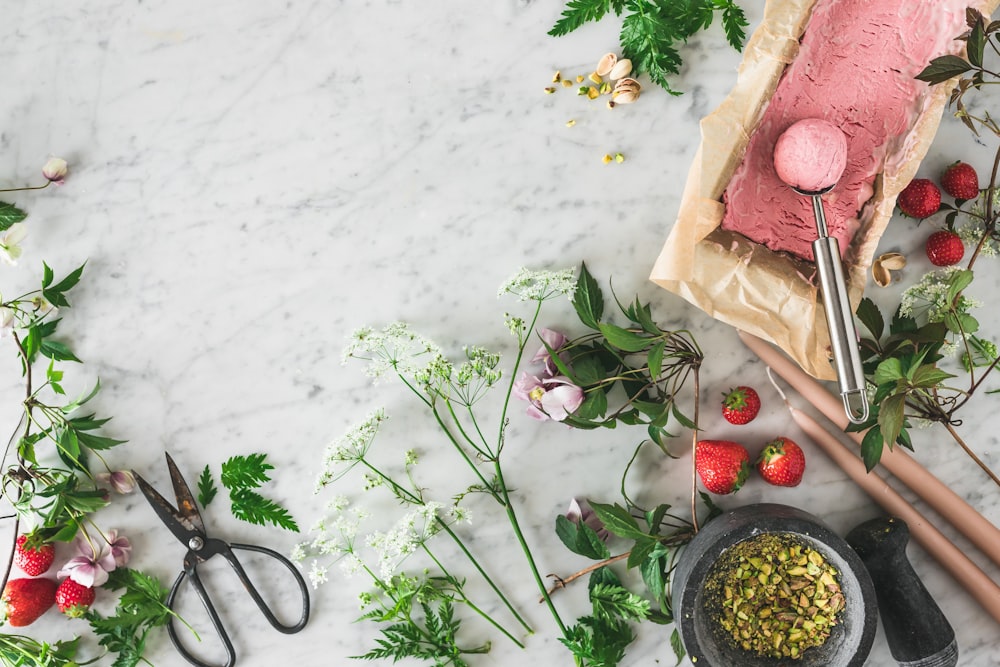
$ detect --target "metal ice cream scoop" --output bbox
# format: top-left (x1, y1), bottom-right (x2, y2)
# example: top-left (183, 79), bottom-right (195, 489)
top-left (795, 182), bottom-right (869, 424)
top-left (774, 119), bottom-right (869, 424)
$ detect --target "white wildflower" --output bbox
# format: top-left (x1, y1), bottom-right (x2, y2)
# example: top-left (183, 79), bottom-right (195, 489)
top-left (341, 322), bottom-right (443, 381)
top-left (404, 449), bottom-right (418, 466)
top-left (315, 409), bottom-right (387, 490)
top-left (498, 267), bottom-right (577, 301)
top-left (308, 561), bottom-right (329, 589)
top-left (447, 505), bottom-right (472, 524)
top-left (505, 313), bottom-right (526, 338)
top-left (338, 553), bottom-right (364, 578)
top-left (290, 543), bottom-right (308, 563)
top-left (899, 267), bottom-right (976, 323)
top-left (0, 307), bottom-right (13, 338)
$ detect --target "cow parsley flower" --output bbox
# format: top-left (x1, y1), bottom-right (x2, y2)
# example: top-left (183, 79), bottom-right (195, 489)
top-left (498, 267), bottom-right (576, 301)
top-left (342, 322), bottom-right (443, 382)
top-left (316, 409), bottom-right (387, 490)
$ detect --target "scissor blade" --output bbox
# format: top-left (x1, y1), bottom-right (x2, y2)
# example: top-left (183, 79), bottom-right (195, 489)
top-left (164, 452), bottom-right (206, 535)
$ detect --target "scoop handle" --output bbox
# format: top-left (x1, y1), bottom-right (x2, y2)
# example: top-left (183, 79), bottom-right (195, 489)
top-left (812, 232), bottom-right (868, 424)
top-left (847, 517), bottom-right (957, 667)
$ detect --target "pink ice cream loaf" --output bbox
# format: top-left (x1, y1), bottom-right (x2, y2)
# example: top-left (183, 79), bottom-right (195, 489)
top-left (720, 0), bottom-right (971, 262)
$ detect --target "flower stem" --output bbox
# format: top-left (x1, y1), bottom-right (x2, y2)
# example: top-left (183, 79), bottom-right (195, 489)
top-left (493, 461), bottom-right (567, 635)
top-left (421, 543), bottom-right (526, 648)
top-left (357, 458), bottom-right (532, 634)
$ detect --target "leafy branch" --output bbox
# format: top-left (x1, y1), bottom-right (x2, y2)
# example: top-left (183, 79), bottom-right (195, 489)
top-left (549, 0), bottom-right (748, 94)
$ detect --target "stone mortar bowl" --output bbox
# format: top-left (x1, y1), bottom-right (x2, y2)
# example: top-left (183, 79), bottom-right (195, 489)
top-left (672, 503), bottom-right (877, 667)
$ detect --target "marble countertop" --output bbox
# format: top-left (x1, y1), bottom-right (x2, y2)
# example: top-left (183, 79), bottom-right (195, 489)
top-left (3, 1), bottom-right (1000, 665)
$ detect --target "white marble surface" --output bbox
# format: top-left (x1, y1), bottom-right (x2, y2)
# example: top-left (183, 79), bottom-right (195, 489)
top-left (3, 1), bottom-right (1000, 665)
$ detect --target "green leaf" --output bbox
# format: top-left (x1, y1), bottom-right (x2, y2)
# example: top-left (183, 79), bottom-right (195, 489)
top-left (856, 297), bottom-right (884, 340)
top-left (878, 393), bottom-right (906, 456)
top-left (873, 357), bottom-right (904, 385)
top-left (670, 627), bottom-right (686, 665)
top-left (40, 339), bottom-right (82, 363)
top-left (620, 4), bottom-right (684, 95)
top-left (571, 261), bottom-right (605, 330)
top-left (909, 364), bottom-right (954, 389)
top-left (0, 201), bottom-right (27, 231)
top-left (575, 389), bottom-right (608, 421)
top-left (589, 501), bottom-right (647, 540)
top-left (860, 426), bottom-right (885, 472)
top-left (718, 0), bottom-right (748, 51)
top-left (626, 535), bottom-right (657, 569)
top-left (198, 465), bottom-right (218, 508)
top-left (572, 353), bottom-right (605, 386)
top-left (42, 263), bottom-right (86, 309)
top-left (639, 549), bottom-right (666, 609)
top-left (61, 379), bottom-right (102, 414)
top-left (645, 503), bottom-right (670, 533)
top-left (590, 582), bottom-right (650, 622)
top-left (228, 488), bottom-right (299, 532)
top-left (76, 430), bottom-right (128, 451)
top-left (670, 402), bottom-right (697, 430)
top-left (220, 453), bottom-right (274, 490)
top-left (969, 20), bottom-right (986, 68)
top-left (916, 55), bottom-right (973, 84)
top-left (549, 0), bottom-right (614, 36)
top-left (555, 514), bottom-right (611, 560)
top-left (598, 322), bottom-right (649, 352)
top-left (947, 268), bottom-right (974, 300)
top-left (647, 341), bottom-right (665, 378)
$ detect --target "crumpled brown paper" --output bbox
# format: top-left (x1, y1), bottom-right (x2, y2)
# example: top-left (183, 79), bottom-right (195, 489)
top-left (649, 0), bottom-right (991, 380)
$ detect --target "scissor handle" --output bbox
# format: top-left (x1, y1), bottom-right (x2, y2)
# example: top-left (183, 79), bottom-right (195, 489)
top-left (165, 540), bottom-right (311, 667)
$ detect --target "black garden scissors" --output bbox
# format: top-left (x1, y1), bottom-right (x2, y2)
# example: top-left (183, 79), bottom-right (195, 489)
top-left (134, 452), bottom-right (310, 667)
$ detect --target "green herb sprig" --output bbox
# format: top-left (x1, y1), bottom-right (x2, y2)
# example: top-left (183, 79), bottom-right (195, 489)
top-left (198, 453), bottom-right (299, 532)
top-left (549, 0), bottom-right (749, 94)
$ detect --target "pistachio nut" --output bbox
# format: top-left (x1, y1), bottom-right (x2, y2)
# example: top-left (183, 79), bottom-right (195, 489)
top-left (608, 58), bottom-right (633, 80)
top-left (612, 77), bottom-right (641, 104)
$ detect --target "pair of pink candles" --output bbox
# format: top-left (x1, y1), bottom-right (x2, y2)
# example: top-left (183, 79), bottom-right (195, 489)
top-left (738, 330), bottom-right (1000, 624)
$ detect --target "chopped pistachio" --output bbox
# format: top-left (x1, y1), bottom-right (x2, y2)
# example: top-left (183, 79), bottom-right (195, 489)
top-left (614, 153), bottom-right (625, 163)
top-left (588, 72), bottom-right (603, 84)
top-left (586, 86), bottom-right (600, 100)
top-left (703, 533), bottom-right (843, 661)
top-left (544, 87), bottom-right (556, 94)
top-left (601, 154), bottom-right (613, 164)
top-left (552, 70), bottom-right (562, 83)
top-left (565, 119), bottom-right (576, 127)
top-left (562, 79), bottom-right (573, 88)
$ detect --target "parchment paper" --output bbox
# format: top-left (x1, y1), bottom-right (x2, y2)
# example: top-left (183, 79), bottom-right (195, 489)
top-left (650, 0), bottom-right (993, 380)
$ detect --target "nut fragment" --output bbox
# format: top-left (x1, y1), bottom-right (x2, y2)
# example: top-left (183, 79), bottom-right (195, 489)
top-left (872, 252), bottom-right (907, 287)
top-left (608, 58), bottom-right (633, 80)
top-left (595, 53), bottom-right (618, 76)
top-left (588, 72), bottom-right (603, 84)
top-left (612, 78), bottom-right (641, 104)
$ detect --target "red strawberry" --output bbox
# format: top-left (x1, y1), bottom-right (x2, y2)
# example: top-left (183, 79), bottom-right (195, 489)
top-left (897, 178), bottom-right (941, 218)
top-left (925, 230), bottom-right (965, 266)
top-left (695, 440), bottom-right (750, 495)
top-left (14, 533), bottom-right (55, 577)
top-left (54, 578), bottom-right (95, 618)
top-left (756, 437), bottom-right (806, 487)
top-left (721, 386), bottom-right (761, 425)
top-left (940, 161), bottom-right (980, 200)
top-left (1, 577), bottom-right (57, 627)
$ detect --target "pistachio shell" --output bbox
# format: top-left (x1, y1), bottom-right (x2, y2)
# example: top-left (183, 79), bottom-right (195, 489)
top-left (595, 53), bottom-right (617, 76)
top-left (608, 58), bottom-right (633, 80)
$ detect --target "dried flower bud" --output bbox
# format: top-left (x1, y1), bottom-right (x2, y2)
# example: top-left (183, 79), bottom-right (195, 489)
top-left (41, 157), bottom-right (68, 184)
top-left (96, 470), bottom-right (137, 494)
top-left (608, 58), bottom-right (633, 80)
top-left (595, 53), bottom-right (617, 77)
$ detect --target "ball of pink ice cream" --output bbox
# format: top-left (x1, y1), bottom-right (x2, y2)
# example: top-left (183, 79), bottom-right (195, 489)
top-left (772, 118), bottom-right (848, 193)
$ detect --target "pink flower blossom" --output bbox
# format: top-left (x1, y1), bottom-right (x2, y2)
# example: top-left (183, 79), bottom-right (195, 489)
top-left (106, 529), bottom-right (132, 567)
top-left (531, 328), bottom-right (570, 376)
top-left (539, 376), bottom-right (584, 421)
top-left (513, 372), bottom-right (584, 422)
top-left (57, 530), bottom-right (129, 586)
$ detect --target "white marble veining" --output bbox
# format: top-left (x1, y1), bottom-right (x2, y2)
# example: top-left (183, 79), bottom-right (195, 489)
top-left (3, 1), bottom-right (1000, 665)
